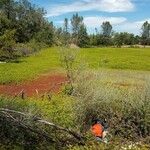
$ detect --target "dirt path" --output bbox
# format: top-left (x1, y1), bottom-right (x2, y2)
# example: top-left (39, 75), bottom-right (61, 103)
top-left (0, 74), bottom-right (67, 97)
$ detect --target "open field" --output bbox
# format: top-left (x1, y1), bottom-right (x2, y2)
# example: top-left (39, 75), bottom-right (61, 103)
top-left (79, 47), bottom-right (150, 70)
top-left (0, 48), bottom-right (60, 84)
top-left (0, 47), bottom-right (150, 84)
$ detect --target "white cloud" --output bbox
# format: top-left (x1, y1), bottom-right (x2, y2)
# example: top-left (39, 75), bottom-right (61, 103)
top-left (116, 18), bottom-right (150, 35)
top-left (55, 16), bottom-right (150, 35)
top-left (84, 16), bottom-right (127, 27)
top-left (46, 0), bottom-right (134, 17)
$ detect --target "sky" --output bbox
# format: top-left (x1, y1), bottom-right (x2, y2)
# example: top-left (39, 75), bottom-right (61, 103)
top-left (30, 0), bottom-right (150, 35)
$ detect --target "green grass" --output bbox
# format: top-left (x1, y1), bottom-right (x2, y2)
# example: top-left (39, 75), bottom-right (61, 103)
top-left (79, 47), bottom-right (150, 70)
top-left (0, 47), bottom-right (60, 84)
top-left (0, 47), bottom-right (150, 84)
top-left (0, 95), bottom-right (74, 128)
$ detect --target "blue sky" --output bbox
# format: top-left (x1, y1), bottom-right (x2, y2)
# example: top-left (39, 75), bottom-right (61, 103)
top-left (30, 0), bottom-right (150, 35)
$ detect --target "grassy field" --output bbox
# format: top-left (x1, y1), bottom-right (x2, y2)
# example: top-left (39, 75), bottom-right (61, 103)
top-left (79, 47), bottom-right (150, 70)
top-left (0, 47), bottom-right (60, 84)
top-left (0, 47), bottom-right (150, 84)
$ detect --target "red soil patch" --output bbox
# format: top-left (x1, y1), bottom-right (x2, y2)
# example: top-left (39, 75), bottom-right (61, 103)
top-left (0, 74), bottom-right (67, 97)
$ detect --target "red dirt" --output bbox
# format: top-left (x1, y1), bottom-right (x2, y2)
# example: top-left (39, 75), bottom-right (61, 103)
top-left (0, 74), bottom-right (67, 97)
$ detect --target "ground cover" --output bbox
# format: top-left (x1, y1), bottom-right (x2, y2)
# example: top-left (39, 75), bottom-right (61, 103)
top-left (0, 47), bottom-right (60, 84)
top-left (79, 47), bottom-right (150, 70)
top-left (0, 47), bottom-right (150, 84)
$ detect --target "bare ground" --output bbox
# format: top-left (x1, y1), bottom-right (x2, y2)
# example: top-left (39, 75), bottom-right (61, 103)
top-left (0, 73), bottom-right (67, 97)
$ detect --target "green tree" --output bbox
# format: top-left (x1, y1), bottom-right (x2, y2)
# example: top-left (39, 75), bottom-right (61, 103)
top-left (70, 13), bottom-right (89, 47)
top-left (97, 21), bottom-right (113, 46)
top-left (15, 0), bottom-right (46, 42)
top-left (0, 29), bottom-right (17, 61)
top-left (63, 18), bottom-right (70, 45)
top-left (78, 24), bottom-right (89, 47)
top-left (113, 32), bottom-right (136, 47)
top-left (89, 34), bottom-right (97, 46)
top-left (141, 21), bottom-right (150, 45)
top-left (0, 0), bottom-right (56, 61)
top-left (71, 13), bottom-right (83, 45)
top-left (55, 27), bottom-right (63, 45)
top-left (34, 21), bottom-right (54, 46)
top-left (0, 12), bottom-right (11, 35)
top-left (113, 33), bottom-right (123, 47)
top-left (101, 21), bottom-right (112, 37)
top-left (0, 0), bottom-right (16, 20)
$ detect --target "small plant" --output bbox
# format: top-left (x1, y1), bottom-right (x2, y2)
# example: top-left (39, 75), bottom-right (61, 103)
top-left (59, 46), bottom-right (78, 95)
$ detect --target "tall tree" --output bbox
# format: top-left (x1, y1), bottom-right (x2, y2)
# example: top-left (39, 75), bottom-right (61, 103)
top-left (97, 21), bottom-right (113, 46)
top-left (63, 18), bottom-right (70, 45)
top-left (78, 24), bottom-right (89, 47)
top-left (63, 18), bottom-right (69, 34)
top-left (15, 0), bottom-right (46, 42)
top-left (0, 0), bottom-right (16, 20)
top-left (55, 27), bottom-right (63, 45)
top-left (141, 21), bottom-right (150, 45)
top-left (71, 13), bottom-right (83, 45)
top-left (101, 21), bottom-right (112, 37)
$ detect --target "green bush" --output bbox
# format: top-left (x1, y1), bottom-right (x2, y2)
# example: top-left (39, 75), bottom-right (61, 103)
top-left (15, 40), bottom-right (48, 57)
top-left (0, 30), bottom-right (19, 61)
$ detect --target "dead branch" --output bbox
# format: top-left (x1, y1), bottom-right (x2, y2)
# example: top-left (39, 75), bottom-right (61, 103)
top-left (0, 108), bottom-right (85, 144)
top-left (37, 119), bottom-right (84, 141)
top-left (0, 110), bottom-right (55, 143)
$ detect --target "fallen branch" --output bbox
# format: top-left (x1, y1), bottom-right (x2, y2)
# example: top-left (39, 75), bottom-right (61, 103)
top-left (0, 110), bottom-right (55, 143)
top-left (37, 119), bottom-right (84, 141)
top-left (0, 108), bottom-right (85, 144)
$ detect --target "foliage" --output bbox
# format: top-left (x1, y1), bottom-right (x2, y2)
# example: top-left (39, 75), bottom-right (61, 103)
top-left (0, 0), bottom-right (55, 61)
top-left (113, 32), bottom-right (136, 47)
top-left (141, 21), bottom-right (150, 45)
top-left (1, 70), bottom-right (150, 149)
top-left (70, 13), bottom-right (89, 47)
top-left (59, 47), bottom-right (150, 143)
top-left (34, 22), bottom-right (54, 46)
top-left (62, 18), bottom-right (70, 45)
top-left (59, 47), bottom-right (78, 95)
top-left (101, 21), bottom-right (112, 37)
top-left (15, 39), bottom-right (48, 56)
top-left (0, 29), bottom-right (19, 61)
top-left (71, 13), bottom-right (83, 45)
top-left (78, 24), bottom-right (89, 47)
top-left (0, 12), bottom-right (11, 36)
top-left (0, 95), bottom-right (75, 149)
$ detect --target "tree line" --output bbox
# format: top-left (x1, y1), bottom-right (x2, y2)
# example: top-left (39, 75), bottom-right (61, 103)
top-left (0, 0), bottom-right (150, 61)
top-left (0, 0), bottom-right (54, 61)
top-left (58, 15), bottom-right (150, 47)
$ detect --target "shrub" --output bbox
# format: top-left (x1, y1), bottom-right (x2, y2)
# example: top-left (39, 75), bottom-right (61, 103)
top-left (15, 39), bottom-right (47, 57)
top-left (0, 95), bottom-right (75, 149)
top-left (0, 30), bottom-right (19, 61)
top-left (72, 71), bottom-right (150, 140)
